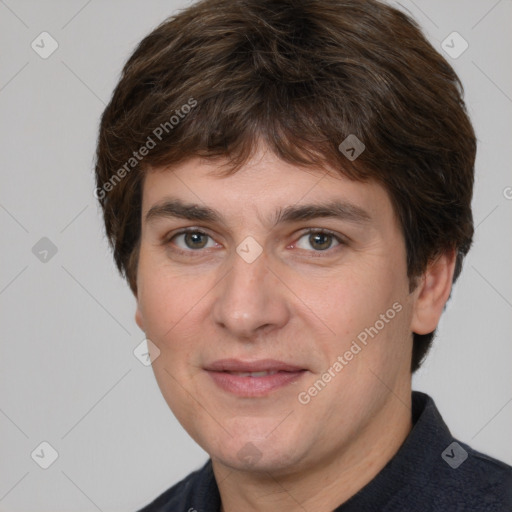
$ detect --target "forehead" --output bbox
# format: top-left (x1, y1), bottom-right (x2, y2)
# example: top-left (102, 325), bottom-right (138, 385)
top-left (141, 149), bottom-right (395, 225)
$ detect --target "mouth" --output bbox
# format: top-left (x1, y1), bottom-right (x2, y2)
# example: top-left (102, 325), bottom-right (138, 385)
top-left (224, 370), bottom-right (282, 377)
top-left (204, 359), bottom-right (307, 397)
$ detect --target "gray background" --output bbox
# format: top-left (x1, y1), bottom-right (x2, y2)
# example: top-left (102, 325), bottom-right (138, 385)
top-left (0, 0), bottom-right (511, 510)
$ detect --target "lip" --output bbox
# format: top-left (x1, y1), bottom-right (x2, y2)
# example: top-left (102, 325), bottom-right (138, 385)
top-left (204, 359), bottom-right (307, 397)
top-left (205, 358), bottom-right (305, 373)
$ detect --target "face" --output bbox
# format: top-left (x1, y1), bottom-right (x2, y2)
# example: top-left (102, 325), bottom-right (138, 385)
top-left (135, 146), bottom-right (420, 476)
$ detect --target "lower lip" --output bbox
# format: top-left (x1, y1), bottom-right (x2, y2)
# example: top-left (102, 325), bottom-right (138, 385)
top-left (206, 370), bottom-right (306, 397)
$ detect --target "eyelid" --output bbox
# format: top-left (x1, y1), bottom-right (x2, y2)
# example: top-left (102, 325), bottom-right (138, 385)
top-left (297, 227), bottom-right (347, 242)
top-left (162, 227), bottom-right (222, 255)
top-left (292, 228), bottom-right (348, 252)
top-left (161, 226), bottom-right (347, 255)
top-left (162, 226), bottom-right (215, 243)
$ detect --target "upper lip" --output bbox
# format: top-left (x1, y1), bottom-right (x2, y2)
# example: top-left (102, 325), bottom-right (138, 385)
top-left (204, 359), bottom-right (305, 372)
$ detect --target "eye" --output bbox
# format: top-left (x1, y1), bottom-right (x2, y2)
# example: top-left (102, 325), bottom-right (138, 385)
top-left (170, 230), bottom-right (217, 250)
top-left (295, 230), bottom-right (342, 251)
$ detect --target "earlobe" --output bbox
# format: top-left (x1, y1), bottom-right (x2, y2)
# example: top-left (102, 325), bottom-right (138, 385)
top-left (410, 250), bottom-right (457, 335)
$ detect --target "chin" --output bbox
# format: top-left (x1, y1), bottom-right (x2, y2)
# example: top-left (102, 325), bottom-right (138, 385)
top-left (209, 435), bottom-right (305, 475)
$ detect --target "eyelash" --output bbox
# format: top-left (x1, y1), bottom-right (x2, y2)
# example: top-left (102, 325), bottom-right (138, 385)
top-left (292, 228), bottom-right (346, 253)
top-left (164, 228), bottom-right (218, 256)
top-left (163, 227), bottom-right (346, 256)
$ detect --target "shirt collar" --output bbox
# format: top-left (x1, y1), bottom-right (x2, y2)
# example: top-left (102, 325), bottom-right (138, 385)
top-left (334, 391), bottom-right (453, 511)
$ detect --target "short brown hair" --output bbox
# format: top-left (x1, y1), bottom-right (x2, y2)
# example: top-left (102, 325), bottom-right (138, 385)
top-left (95, 0), bottom-right (476, 372)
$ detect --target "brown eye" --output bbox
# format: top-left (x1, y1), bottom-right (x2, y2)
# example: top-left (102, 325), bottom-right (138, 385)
top-left (184, 232), bottom-right (208, 249)
top-left (295, 230), bottom-right (342, 252)
top-left (172, 231), bottom-right (215, 250)
top-left (309, 232), bottom-right (333, 250)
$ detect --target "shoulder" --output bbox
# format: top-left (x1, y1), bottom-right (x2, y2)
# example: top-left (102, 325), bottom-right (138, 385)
top-left (136, 460), bottom-right (220, 512)
top-left (385, 393), bottom-right (512, 511)
top-left (433, 441), bottom-right (512, 511)
top-left (386, 444), bottom-right (512, 512)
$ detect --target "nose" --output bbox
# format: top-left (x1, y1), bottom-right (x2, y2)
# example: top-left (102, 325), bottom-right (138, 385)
top-left (212, 249), bottom-right (291, 340)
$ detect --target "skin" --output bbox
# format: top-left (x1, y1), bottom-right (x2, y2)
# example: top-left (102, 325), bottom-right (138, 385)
top-left (135, 144), bottom-right (456, 511)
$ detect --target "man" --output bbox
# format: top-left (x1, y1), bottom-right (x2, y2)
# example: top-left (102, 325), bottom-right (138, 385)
top-left (95, 0), bottom-right (512, 510)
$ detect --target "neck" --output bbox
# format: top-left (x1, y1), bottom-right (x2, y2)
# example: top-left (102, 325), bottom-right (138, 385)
top-left (213, 387), bottom-right (413, 512)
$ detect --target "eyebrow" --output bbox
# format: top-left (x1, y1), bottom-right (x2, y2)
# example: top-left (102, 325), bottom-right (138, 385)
top-left (146, 199), bottom-right (221, 224)
top-left (145, 198), bottom-right (371, 226)
top-left (276, 201), bottom-right (371, 224)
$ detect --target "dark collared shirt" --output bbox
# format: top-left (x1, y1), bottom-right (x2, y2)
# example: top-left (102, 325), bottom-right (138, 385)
top-left (138, 392), bottom-right (512, 511)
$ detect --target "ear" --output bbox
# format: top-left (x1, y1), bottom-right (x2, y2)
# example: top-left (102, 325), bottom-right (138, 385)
top-left (410, 250), bottom-right (457, 335)
top-left (135, 303), bottom-right (145, 331)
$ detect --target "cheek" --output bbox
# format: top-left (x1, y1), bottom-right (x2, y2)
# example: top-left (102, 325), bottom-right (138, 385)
top-left (138, 269), bottom-right (205, 397)
top-left (316, 265), bottom-right (410, 358)
top-left (138, 278), bottom-right (176, 339)
top-left (137, 251), bottom-right (210, 339)
top-left (316, 268), bottom-right (382, 326)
